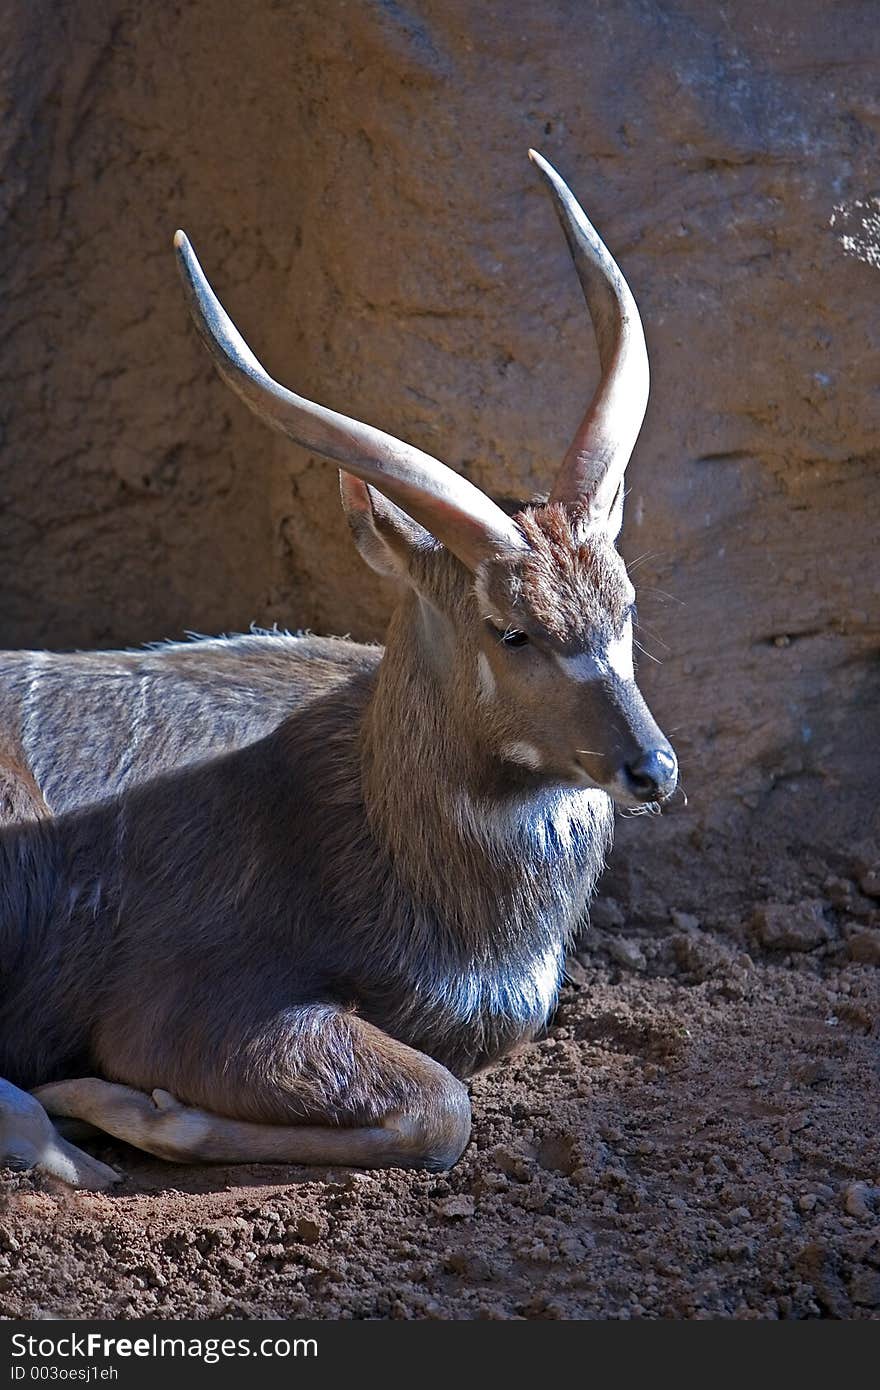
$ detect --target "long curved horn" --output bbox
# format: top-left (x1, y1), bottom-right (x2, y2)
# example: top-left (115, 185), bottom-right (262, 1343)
top-left (528, 150), bottom-right (650, 514)
top-left (173, 232), bottom-right (527, 572)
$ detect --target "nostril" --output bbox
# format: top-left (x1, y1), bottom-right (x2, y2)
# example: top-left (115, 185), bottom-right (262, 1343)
top-left (624, 748), bottom-right (678, 800)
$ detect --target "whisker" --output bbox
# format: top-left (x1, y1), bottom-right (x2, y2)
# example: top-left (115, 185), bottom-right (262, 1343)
top-left (636, 587), bottom-right (685, 606)
top-left (626, 551), bottom-right (657, 573)
top-left (634, 640), bottom-right (662, 665)
top-left (633, 620), bottom-right (670, 651)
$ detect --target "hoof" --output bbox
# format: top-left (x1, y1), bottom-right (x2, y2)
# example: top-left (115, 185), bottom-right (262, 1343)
top-left (0, 1078), bottom-right (120, 1190)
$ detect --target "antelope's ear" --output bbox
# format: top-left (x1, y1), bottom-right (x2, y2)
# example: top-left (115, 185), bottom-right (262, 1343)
top-left (339, 471), bottom-right (433, 580)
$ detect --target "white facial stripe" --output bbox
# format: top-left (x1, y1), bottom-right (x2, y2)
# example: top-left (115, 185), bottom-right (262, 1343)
top-left (554, 650), bottom-right (603, 682)
top-left (554, 617), bottom-right (634, 684)
top-left (500, 740), bottom-right (543, 770)
top-left (477, 652), bottom-right (497, 702)
top-left (607, 617), bottom-right (635, 682)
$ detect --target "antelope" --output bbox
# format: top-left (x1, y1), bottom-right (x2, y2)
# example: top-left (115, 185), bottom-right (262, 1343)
top-left (0, 151), bottom-right (677, 1189)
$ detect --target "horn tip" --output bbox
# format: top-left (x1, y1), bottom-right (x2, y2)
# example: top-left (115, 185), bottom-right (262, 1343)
top-left (173, 229), bottom-right (189, 252)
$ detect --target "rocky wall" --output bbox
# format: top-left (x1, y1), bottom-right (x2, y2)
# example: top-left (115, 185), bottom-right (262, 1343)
top-left (1, 0), bottom-right (878, 909)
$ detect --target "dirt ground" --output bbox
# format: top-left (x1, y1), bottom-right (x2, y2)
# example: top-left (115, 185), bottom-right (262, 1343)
top-left (2, 859), bottom-right (878, 1321)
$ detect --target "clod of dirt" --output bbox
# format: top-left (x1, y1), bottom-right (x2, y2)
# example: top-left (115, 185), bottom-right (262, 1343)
top-left (793, 1058), bottom-right (836, 1088)
top-left (843, 1182), bottom-right (879, 1221)
top-left (751, 900), bottom-right (831, 952)
top-left (849, 1271), bottom-right (880, 1309)
top-left (858, 869), bottom-right (880, 900)
top-left (437, 1195), bottom-right (475, 1220)
top-left (290, 1216), bottom-right (326, 1245)
top-left (846, 930), bottom-right (880, 965)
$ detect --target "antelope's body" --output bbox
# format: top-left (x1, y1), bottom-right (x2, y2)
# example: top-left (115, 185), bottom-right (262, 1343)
top-left (0, 154), bottom-right (678, 1186)
top-left (0, 620), bottom-right (609, 1086)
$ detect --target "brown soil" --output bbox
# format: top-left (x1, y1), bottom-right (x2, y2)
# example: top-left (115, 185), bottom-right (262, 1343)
top-left (2, 894), bottom-right (878, 1321)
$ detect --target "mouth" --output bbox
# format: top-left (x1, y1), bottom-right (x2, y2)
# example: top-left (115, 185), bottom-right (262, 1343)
top-left (569, 759), bottom-right (676, 810)
top-left (568, 760), bottom-right (621, 800)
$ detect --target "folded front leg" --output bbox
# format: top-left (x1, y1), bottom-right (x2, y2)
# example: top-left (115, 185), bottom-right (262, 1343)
top-left (36, 1005), bottom-right (471, 1172)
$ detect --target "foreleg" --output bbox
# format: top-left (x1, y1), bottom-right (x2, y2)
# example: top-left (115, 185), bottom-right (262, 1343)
top-left (35, 1005), bottom-right (471, 1172)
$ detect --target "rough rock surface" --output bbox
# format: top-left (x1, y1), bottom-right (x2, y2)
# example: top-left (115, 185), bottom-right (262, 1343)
top-left (1, 0), bottom-right (878, 904)
top-left (1, 0), bottom-right (879, 1320)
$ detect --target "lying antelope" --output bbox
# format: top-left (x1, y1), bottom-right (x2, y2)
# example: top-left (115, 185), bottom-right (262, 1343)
top-left (0, 152), bottom-right (677, 1188)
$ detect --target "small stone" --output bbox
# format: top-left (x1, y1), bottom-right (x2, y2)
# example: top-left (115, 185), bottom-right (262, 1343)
top-left (843, 1182), bottom-right (877, 1220)
top-left (670, 910), bottom-right (700, 932)
top-left (798, 1194), bottom-right (817, 1213)
top-left (564, 956), bottom-right (589, 986)
top-left (607, 937), bottom-right (646, 971)
top-left (589, 896), bottom-right (626, 930)
top-left (437, 1195), bottom-right (475, 1219)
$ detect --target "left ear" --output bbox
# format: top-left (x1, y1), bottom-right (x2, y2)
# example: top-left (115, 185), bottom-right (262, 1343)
top-left (339, 471), bottom-right (433, 579)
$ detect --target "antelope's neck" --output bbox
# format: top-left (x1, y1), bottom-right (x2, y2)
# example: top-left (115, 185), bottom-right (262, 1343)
top-left (360, 597), bottom-right (614, 948)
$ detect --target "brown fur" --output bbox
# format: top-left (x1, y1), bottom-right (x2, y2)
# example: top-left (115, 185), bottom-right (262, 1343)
top-left (0, 495), bottom-right (676, 1178)
top-left (479, 503), bottom-right (633, 647)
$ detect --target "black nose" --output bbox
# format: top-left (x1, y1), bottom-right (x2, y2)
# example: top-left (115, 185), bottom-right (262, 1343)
top-left (623, 747), bottom-right (678, 802)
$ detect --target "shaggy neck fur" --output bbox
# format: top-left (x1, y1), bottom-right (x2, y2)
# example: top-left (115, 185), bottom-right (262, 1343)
top-left (361, 588), bottom-right (613, 949)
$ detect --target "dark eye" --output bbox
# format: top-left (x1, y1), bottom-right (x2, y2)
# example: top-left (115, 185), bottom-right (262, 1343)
top-left (486, 619), bottom-right (531, 648)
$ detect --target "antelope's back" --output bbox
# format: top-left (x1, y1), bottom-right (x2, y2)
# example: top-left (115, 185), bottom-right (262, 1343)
top-left (0, 631), bottom-right (381, 819)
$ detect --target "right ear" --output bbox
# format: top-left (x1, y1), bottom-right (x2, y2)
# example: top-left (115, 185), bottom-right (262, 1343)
top-left (339, 471), bottom-right (433, 580)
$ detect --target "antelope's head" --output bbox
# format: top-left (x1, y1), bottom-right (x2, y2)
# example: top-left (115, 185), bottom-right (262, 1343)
top-left (174, 151), bottom-right (677, 809)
